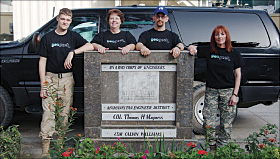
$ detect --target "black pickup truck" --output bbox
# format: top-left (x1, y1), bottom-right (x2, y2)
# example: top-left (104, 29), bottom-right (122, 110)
top-left (0, 6), bottom-right (279, 133)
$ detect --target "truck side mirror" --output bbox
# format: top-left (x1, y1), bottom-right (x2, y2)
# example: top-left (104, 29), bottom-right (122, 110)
top-left (28, 32), bottom-right (40, 53)
top-left (32, 32), bottom-right (40, 49)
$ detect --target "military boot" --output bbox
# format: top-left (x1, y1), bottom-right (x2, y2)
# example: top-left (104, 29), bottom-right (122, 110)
top-left (210, 144), bottom-right (217, 156)
top-left (41, 139), bottom-right (50, 158)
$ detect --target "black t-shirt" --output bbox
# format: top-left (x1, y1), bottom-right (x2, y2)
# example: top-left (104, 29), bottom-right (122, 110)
top-left (37, 30), bottom-right (87, 73)
top-left (138, 28), bottom-right (182, 50)
top-left (197, 45), bottom-right (245, 89)
top-left (90, 31), bottom-right (136, 50)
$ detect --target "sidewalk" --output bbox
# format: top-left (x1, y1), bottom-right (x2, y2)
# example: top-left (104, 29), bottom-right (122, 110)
top-left (195, 100), bottom-right (280, 149)
top-left (12, 112), bottom-right (84, 158)
top-left (15, 100), bottom-right (279, 158)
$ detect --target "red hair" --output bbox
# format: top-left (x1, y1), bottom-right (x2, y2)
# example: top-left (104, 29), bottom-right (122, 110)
top-left (210, 25), bottom-right (233, 53)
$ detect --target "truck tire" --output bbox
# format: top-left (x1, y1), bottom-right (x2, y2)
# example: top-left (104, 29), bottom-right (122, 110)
top-left (0, 86), bottom-right (13, 129)
top-left (192, 83), bottom-right (238, 135)
top-left (193, 84), bottom-right (207, 134)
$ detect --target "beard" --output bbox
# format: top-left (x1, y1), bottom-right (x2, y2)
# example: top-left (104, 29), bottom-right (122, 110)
top-left (156, 21), bottom-right (164, 27)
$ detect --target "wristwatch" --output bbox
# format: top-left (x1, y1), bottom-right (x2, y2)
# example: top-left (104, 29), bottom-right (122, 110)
top-left (71, 49), bottom-right (75, 57)
top-left (176, 45), bottom-right (182, 50)
top-left (233, 93), bottom-right (238, 97)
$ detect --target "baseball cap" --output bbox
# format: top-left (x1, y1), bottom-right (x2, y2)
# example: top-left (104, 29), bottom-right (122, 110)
top-left (154, 6), bottom-right (168, 15)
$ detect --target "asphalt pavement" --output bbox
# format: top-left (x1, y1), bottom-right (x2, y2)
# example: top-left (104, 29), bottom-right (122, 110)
top-left (10, 112), bottom-right (84, 158)
top-left (232, 101), bottom-right (279, 140)
top-left (9, 100), bottom-right (280, 158)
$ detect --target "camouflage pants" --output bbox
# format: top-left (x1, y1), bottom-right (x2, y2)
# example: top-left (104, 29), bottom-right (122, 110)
top-left (203, 87), bottom-right (236, 145)
top-left (39, 72), bottom-right (75, 140)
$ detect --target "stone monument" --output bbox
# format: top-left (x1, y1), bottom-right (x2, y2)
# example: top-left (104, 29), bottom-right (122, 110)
top-left (84, 50), bottom-right (194, 149)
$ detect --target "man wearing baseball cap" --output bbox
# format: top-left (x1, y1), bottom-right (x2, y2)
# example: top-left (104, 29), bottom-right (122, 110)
top-left (136, 6), bottom-right (184, 58)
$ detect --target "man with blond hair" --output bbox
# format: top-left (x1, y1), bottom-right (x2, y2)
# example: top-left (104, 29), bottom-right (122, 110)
top-left (37, 8), bottom-right (93, 157)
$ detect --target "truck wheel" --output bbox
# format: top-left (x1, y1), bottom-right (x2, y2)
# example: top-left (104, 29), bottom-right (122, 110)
top-left (0, 86), bottom-right (13, 129)
top-left (192, 84), bottom-right (238, 135)
top-left (192, 84), bottom-right (220, 135)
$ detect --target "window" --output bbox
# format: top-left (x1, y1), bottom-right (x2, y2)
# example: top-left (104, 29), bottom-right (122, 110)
top-left (40, 15), bottom-right (99, 42)
top-left (121, 13), bottom-right (170, 41)
top-left (174, 11), bottom-right (270, 47)
top-left (28, 14), bottom-right (99, 53)
top-left (70, 15), bottom-right (99, 42)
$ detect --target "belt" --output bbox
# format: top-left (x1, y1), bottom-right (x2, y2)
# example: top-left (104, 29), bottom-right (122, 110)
top-left (46, 72), bottom-right (72, 79)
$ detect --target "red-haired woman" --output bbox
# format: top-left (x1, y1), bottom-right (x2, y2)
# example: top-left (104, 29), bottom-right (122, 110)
top-left (91, 9), bottom-right (136, 54)
top-left (188, 25), bottom-right (245, 149)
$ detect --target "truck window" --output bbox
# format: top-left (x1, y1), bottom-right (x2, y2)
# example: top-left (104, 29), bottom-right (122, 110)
top-left (28, 14), bottom-right (99, 54)
top-left (41, 15), bottom-right (99, 42)
top-left (121, 13), bottom-right (170, 41)
top-left (71, 15), bottom-right (99, 42)
top-left (173, 11), bottom-right (270, 47)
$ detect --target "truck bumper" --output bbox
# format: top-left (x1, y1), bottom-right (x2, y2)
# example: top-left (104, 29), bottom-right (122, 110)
top-left (240, 86), bottom-right (280, 103)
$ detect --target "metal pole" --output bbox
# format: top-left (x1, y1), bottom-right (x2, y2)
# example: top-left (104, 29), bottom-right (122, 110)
top-left (52, 7), bottom-right (55, 18)
top-left (209, 0), bottom-right (212, 7)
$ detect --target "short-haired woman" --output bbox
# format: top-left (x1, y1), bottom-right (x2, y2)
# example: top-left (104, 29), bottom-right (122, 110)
top-left (91, 9), bottom-right (136, 54)
top-left (188, 25), bottom-right (245, 150)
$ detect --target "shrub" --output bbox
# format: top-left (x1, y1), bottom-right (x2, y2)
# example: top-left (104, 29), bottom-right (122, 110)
top-left (244, 123), bottom-right (280, 159)
top-left (0, 125), bottom-right (22, 159)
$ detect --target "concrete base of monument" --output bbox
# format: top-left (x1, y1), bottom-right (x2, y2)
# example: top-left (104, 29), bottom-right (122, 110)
top-left (85, 126), bottom-right (195, 152)
top-left (86, 137), bottom-right (198, 153)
